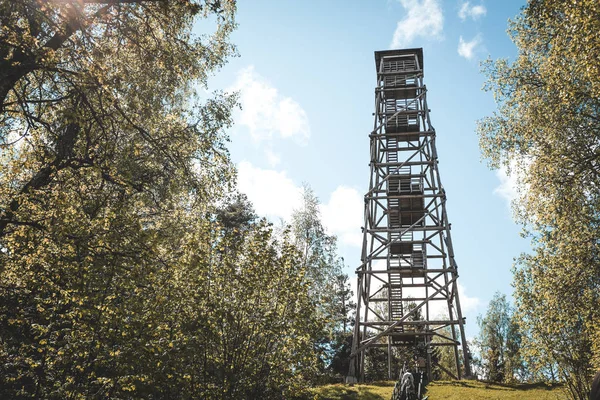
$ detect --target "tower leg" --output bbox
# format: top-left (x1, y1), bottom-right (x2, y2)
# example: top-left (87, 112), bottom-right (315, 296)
top-left (454, 282), bottom-right (472, 378)
top-left (388, 339), bottom-right (393, 380)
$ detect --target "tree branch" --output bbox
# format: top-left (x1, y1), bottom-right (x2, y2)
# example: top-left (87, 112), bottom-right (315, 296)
top-left (0, 4), bottom-right (113, 114)
top-left (0, 122), bottom-right (80, 238)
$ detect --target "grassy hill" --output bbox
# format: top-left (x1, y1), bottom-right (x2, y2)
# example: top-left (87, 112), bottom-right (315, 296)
top-left (310, 380), bottom-right (565, 400)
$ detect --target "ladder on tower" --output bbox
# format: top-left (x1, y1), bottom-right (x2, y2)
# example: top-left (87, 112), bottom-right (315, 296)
top-left (389, 276), bottom-right (403, 322)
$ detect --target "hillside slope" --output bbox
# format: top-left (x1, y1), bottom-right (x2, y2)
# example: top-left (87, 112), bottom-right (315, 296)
top-left (310, 380), bottom-right (564, 400)
top-left (426, 380), bottom-right (563, 399)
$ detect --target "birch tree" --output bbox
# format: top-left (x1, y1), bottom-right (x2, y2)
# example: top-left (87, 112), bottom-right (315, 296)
top-left (478, 1), bottom-right (600, 398)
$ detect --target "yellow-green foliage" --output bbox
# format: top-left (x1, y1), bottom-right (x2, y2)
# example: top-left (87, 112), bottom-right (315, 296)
top-left (477, 1), bottom-right (600, 399)
top-left (311, 380), bottom-right (565, 400)
top-left (0, 1), bottom-right (323, 398)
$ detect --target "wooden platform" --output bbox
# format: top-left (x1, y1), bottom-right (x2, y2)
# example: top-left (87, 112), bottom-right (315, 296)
top-left (390, 331), bottom-right (429, 345)
top-left (381, 84), bottom-right (419, 99)
top-left (393, 267), bottom-right (426, 277)
top-left (385, 121), bottom-right (420, 133)
top-left (375, 48), bottom-right (424, 73)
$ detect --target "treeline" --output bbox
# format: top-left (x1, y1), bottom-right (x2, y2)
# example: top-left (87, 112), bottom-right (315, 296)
top-left (0, 190), bottom-right (352, 398)
top-left (472, 293), bottom-right (526, 383)
top-left (477, 1), bottom-right (600, 399)
top-left (0, 1), bottom-right (355, 398)
top-left (473, 290), bottom-right (593, 397)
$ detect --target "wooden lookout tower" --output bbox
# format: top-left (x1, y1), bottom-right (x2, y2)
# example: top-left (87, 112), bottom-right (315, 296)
top-left (347, 48), bottom-right (471, 382)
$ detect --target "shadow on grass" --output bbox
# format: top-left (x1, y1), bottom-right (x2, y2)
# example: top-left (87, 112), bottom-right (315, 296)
top-left (430, 380), bottom-right (561, 392)
top-left (368, 381), bottom-right (396, 387)
top-left (493, 382), bottom-right (561, 391)
top-left (311, 384), bottom-right (389, 400)
top-left (312, 386), bottom-right (360, 400)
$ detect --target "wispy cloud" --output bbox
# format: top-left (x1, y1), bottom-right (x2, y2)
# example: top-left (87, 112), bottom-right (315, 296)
top-left (237, 161), bottom-right (303, 222)
top-left (426, 282), bottom-right (481, 318)
top-left (230, 66), bottom-right (310, 145)
top-left (264, 147), bottom-right (281, 168)
top-left (458, 1), bottom-right (487, 21)
top-left (457, 34), bottom-right (482, 60)
top-left (458, 282), bottom-right (481, 313)
top-left (493, 157), bottom-right (531, 214)
top-left (320, 186), bottom-right (363, 248)
top-left (494, 164), bottom-right (519, 204)
top-left (390, 0), bottom-right (444, 49)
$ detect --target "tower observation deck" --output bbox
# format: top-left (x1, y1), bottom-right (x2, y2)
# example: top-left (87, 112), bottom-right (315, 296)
top-left (347, 48), bottom-right (471, 382)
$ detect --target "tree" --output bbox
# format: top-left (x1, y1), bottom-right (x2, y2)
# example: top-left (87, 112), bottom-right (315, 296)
top-left (216, 193), bottom-right (257, 231)
top-left (431, 327), bottom-right (461, 381)
top-left (0, 0), bottom-right (241, 398)
top-left (478, 1), bottom-right (600, 398)
top-left (291, 184), bottom-right (344, 295)
top-left (474, 292), bottom-right (523, 383)
top-left (289, 184), bottom-right (352, 381)
top-left (504, 312), bottom-right (528, 383)
top-left (363, 345), bottom-right (393, 382)
top-left (327, 273), bottom-right (355, 380)
top-left (0, 0), bottom-right (237, 242)
top-left (0, 1), bottom-right (330, 398)
top-left (174, 218), bottom-right (319, 399)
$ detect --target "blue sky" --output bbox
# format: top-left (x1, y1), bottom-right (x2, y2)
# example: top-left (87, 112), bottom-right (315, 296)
top-left (205, 0), bottom-right (530, 339)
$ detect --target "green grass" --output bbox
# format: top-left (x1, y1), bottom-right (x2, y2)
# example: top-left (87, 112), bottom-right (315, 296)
top-left (309, 381), bottom-right (394, 400)
top-left (427, 380), bottom-right (565, 399)
top-left (310, 380), bottom-right (566, 400)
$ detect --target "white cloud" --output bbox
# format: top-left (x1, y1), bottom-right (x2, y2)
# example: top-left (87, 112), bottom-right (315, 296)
top-left (390, 0), bottom-right (444, 49)
top-left (320, 186), bottom-right (364, 248)
top-left (236, 161), bottom-right (303, 221)
top-left (237, 161), bottom-right (364, 248)
top-left (458, 2), bottom-right (487, 21)
top-left (457, 34), bottom-right (482, 60)
top-left (264, 147), bottom-right (281, 168)
top-left (494, 164), bottom-right (519, 204)
top-left (230, 66), bottom-right (310, 144)
top-left (493, 157), bottom-right (531, 213)
top-left (422, 281), bottom-right (480, 319)
top-left (458, 282), bottom-right (480, 313)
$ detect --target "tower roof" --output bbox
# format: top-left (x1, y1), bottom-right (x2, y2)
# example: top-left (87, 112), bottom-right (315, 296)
top-left (374, 48), bottom-right (424, 73)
